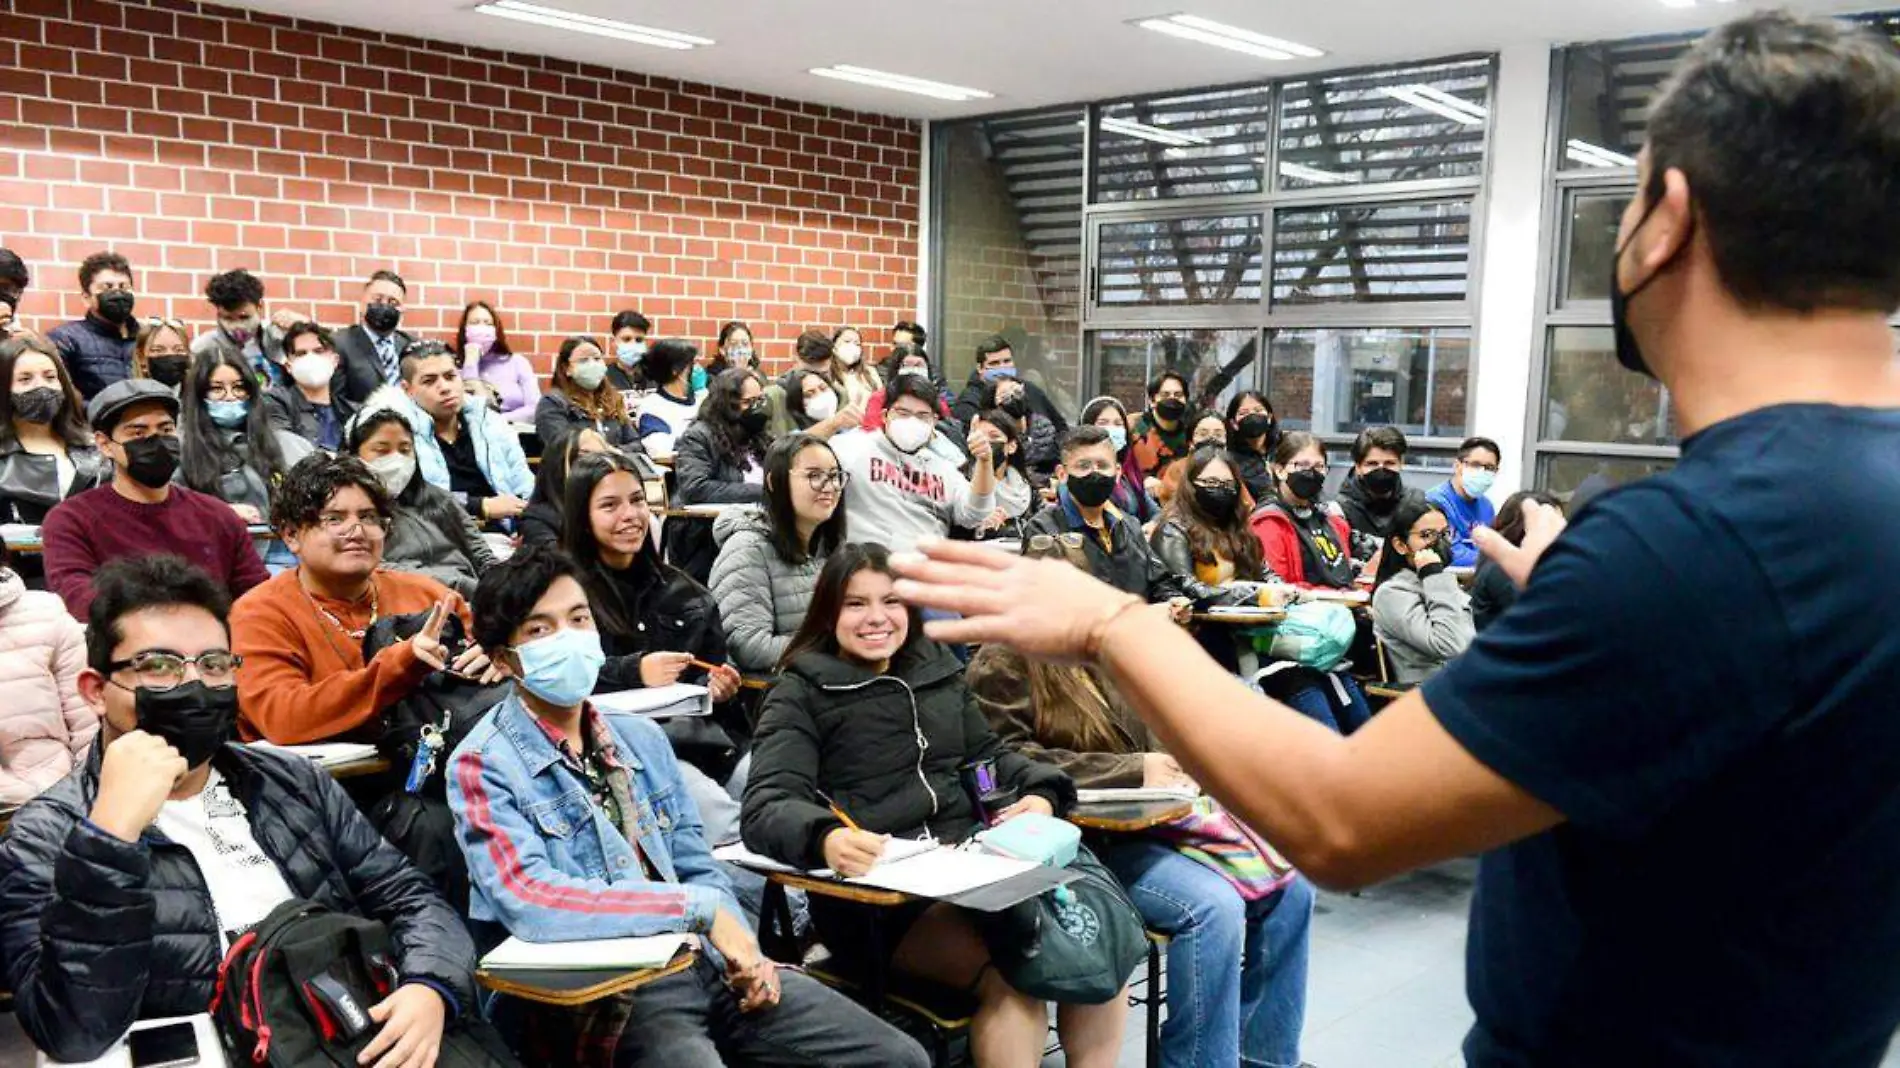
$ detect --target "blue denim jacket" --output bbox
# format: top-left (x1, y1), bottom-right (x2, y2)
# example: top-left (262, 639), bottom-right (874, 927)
top-left (448, 690), bottom-right (741, 942)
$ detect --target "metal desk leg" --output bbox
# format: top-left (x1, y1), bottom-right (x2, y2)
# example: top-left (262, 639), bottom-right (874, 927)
top-left (1145, 938), bottom-right (1162, 1068)
top-left (759, 880), bottom-right (797, 962)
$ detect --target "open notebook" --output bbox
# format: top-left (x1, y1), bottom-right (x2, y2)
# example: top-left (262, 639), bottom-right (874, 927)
top-left (594, 683), bottom-right (711, 719)
top-left (481, 933), bottom-right (694, 972)
top-left (714, 839), bottom-right (1038, 899)
top-left (248, 741), bottom-right (380, 767)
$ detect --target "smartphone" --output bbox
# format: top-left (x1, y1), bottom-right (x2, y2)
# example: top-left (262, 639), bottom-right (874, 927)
top-left (128, 1021), bottom-right (200, 1068)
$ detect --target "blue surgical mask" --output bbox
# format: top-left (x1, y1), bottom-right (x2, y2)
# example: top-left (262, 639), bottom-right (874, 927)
top-left (616, 341), bottom-right (645, 367)
top-left (1461, 468), bottom-right (1496, 498)
top-left (981, 365), bottom-right (1018, 382)
top-left (1105, 425), bottom-right (1128, 452)
top-left (513, 628), bottom-right (606, 708)
top-left (206, 399), bottom-right (249, 428)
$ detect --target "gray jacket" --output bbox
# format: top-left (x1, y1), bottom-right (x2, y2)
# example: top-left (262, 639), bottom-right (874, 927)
top-left (1371, 567), bottom-right (1475, 684)
top-left (381, 482), bottom-right (499, 597)
top-left (707, 510), bottom-right (822, 673)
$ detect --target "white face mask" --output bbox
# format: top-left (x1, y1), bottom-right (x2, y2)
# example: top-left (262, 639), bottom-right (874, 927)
top-left (835, 341), bottom-right (862, 366)
top-left (366, 452), bottom-right (416, 496)
top-left (290, 353), bottom-right (335, 389)
top-left (803, 388), bottom-right (839, 422)
top-left (885, 416), bottom-right (933, 454)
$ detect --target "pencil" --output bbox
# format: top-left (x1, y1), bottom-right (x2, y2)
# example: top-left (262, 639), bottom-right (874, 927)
top-left (690, 658), bottom-right (773, 690)
top-left (817, 791), bottom-right (862, 832)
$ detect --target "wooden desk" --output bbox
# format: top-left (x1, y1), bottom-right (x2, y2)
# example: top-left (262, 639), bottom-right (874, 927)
top-left (328, 755), bottom-right (393, 780)
top-left (477, 949), bottom-right (696, 1007)
top-left (1071, 799), bottom-right (1194, 833)
top-left (1192, 607), bottom-right (1287, 626)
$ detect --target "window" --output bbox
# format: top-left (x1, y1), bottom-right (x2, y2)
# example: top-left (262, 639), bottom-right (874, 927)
top-left (1541, 327), bottom-right (1673, 445)
top-left (1271, 199), bottom-right (1472, 305)
top-left (1269, 327), bottom-right (1470, 438)
top-left (1094, 86), bottom-right (1275, 203)
top-left (1095, 214), bottom-right (1263, 307)
top-left (1278, 57), bottom-right (1493, 189)
top-left (1092, 328), bottom-right (1260, 414)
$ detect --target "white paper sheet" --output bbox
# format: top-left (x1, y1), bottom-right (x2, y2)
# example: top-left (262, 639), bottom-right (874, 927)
top-left (480, 933), bottom-right (693, 971)
top-left (847, 847), bottom-right (1038, 897)
top-left (593, 683), bottom-right (711, 719)
top-left (248, 741), bottom-right (380, 767)
top-left (713, 835), bottom-right (939, 879)
top-left (1075, 786), bottom-right (1201, 804)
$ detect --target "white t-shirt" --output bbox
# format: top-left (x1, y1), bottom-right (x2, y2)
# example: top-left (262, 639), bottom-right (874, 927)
top-left (635, 388), bottom-right (702, 455)
top-left (151, 769), bottom-right (295, 948)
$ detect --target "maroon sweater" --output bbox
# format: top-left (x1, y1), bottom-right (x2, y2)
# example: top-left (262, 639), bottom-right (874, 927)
top-left (42, 483), bottom-right (271, 621)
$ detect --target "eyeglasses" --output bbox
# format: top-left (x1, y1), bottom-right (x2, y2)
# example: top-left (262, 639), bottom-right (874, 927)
top-left (315, 511), bottom-right (388, 535)
top-left (1460, 459), bottom-right (1500, 473)
top-left (1028, 533), bottom-right (1086, 553)
top-left (1192, 479), bottom-right (1237, 492)
top-left (107, 650), bottom-right (244, 690)
top-left (143, 317), bottom-right (188, 332)
top-left (1285, 462), bottom-right (1326, 474)
top-left (206, 383), bottom-right (251, 401)
top-left (800, 469), bottom-right (849, 491)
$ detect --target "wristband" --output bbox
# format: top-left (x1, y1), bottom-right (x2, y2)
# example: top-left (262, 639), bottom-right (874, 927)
top-left (1083, 595), bottom-right (1147, 661)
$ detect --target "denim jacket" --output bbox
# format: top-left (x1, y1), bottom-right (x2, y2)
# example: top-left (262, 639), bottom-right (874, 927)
top-left (448, 690), bottom-right (741, 943)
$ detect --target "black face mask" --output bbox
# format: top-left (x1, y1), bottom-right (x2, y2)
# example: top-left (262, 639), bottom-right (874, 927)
top-left (1000, 395), bottom-right (1027, 419)
top-left (1361, 467), bottom-right (1402, 498)
top-left (364, 302), bottom-right (402, 334)
top-left (1610, 182), bottom-right (1692, 381)
top-left (1193, 483), bottom-right (1239, 518)
top-left (1066, 471), bottom-right (1117, 509)
top-left (12, 386), bottom-right (61, 425)
top-left (1155, 398), bottom-right (1188, 423)
top-left (97, 290), bottom-right (137, 325)
top-left (119, 434), bottom-right (181, 489)
top-left (738, 405), bottom-right (771, 437)
top-left (135, 681), bottom-right (239, 768)
top-left (1237, 413), bottom-right (1275, 443)
top-left (1285, 468), bottom-right (1326, 503)
top-left (148, 356), bottom-right (189, 388)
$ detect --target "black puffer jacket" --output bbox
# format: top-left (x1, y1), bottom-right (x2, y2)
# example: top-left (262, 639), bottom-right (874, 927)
top-left (1335, 471), bottom-right (1428, 562)
top-left (742, 640), bottom-right (1074, 871)
top-left (0, 742), bottom-right (477, 1063)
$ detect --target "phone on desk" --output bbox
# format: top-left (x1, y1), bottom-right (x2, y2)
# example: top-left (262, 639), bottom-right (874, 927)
top-left (127, 1022), bottom-right (199, 1067)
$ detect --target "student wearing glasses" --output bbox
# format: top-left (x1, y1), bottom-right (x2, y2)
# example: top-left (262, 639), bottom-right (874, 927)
top-left (1370, 498), bottom-right (1474, 685)
top-left (1426, 436), bottom-right (1501, 567)
top-left (1249, 431), bottom-right (1356, 591)
top-left (708, 432), bottom-right (849, 674)
top-left (230, 453), bottom-right (501, 744)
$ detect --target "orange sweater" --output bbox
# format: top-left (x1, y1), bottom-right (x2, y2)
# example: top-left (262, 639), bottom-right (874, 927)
top-left (231, 568), bottom-right (470, 744)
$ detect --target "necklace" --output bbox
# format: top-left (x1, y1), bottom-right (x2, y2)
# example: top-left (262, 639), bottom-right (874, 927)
top-left (302, 572), bottom-right (379, 641)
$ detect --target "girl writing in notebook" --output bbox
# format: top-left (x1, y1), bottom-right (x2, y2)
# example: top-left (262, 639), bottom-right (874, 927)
top-left (741, 543), bottom-right (1131, 1068)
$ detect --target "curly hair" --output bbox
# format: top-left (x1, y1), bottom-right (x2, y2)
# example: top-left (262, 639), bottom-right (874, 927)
top-left (269, 452), bottom-right (392, 534)
top-left (698, 367), bottom-right (768, 469)
top-left (204, 269), bottom-right (264, 310)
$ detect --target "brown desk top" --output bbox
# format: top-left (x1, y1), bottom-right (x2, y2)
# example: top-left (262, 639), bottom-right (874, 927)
top-left (477, 950), bottom-right (697, 1007)
top-left (1071, 799), bottom-right (1194, 832)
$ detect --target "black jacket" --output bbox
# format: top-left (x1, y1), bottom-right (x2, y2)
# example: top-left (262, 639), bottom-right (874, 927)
top-left (0, 743), bottom-right (478, 1062)
top-left (531, 392), bottom-right (641, 453)
top-left (1230, 443), bottom-right (1276, 505)
top-left (742, 641), bottom-right (1074, 871)
top-left (0, 438), bottom-right (105, 523)
top-left (46, 314), bottom-right (136, 400)
top-left (1336, 471), bottom-right (1428, 562)
top-left (1469, 559), bottom-right (1517, 632)
top-left (667, 419), bottom-right (764, 584)
top-left (950, 372), bottom-right (1067, 472)
top-left (1147, 517), bottom-right (1271, 603)
top-left (333, 323), bottom-right (414, 404)
top-left (264, 380), bottom-right (361, 451)
top-left (518, 498), bottom-right (563, 549)
top-left (1023, 499), bottom-right (1209, 605)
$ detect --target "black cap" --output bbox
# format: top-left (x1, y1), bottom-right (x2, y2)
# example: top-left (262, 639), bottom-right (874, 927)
top-left (87, 378), bottom-right (180, 435)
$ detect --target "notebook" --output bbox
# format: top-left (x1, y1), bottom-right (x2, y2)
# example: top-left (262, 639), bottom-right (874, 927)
top-left (594, 683), bottom-right (711, 719)
top-left (249, 741), bottom-right (381, 768)
top-left (481, 933), bottom-right (693, 972)
top-left (714, 839), bottom-right (1037, 898)
top-left (1075, 786), bottom-right (1201, 804)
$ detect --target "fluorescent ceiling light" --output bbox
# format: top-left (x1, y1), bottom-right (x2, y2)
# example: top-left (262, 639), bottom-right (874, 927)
top-left (1134, 13), bottom-right (1324, 61)
top-left (1379, 84), bottom-right (1487, 125)
top-left (809, 65), bottom-right (992, 102)
top-left (474, 1), bottom-right (713, 48)
top-left (1565, 139), bottom-right (1637, 168)
top-left (1660, 0), bottom-right (1737, 7)
top-left (1277, 161), bottom-right (1359, 185)
top-left (1099, 116), bottom-right (1211, 148)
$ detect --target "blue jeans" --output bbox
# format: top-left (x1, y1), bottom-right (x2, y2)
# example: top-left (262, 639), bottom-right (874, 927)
top-left (1101, 840), bottom-right (1313, 1068)
top-left (1281, 673), bottom-right (1373, 735)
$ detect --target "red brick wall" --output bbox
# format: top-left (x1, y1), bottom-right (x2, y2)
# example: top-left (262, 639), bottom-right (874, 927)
top-left (0, 0), bottom-right (922, 374)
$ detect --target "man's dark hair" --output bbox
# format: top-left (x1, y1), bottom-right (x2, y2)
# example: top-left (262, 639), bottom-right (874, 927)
top-left (86, 554), bottom-right (232, 674)
top-left (1147, 370), bottom-right (1190, 400)
top-left (471, 543), bottom-right (586, 654)
top-left (796, 328), bottom-right (834, 365)
top-left (1645, 12), bottom-right (1900, 312)
top-left (366, 269), bottom-right (406, 295)
top-left (0, 248), bottom-right (29, 303)
top-left (974, 334), bottom-right (1012, 365)
top-left (398, 339), bottom-right (454, 382)
top-left (1059, 424), bottom-right (1115, 461)
top-left (892, 320), bottom-right (926, 346)
top-left (270, 452), bottom-right (392, 534)
top-left (1352, 426), bottom-right (1410, 463)
top-left (204, 268), bottom-right (265, 310)
top-left (281, 320), bottom-right (334, 355)
top-left (1457, 436), bottom-right (1502, 462)
top-left (612, 309), bottom-right (650, 334)
top-left (883, 372), bottom-right (940, 412)
top-left (78, 251), bottom-right (131, 293)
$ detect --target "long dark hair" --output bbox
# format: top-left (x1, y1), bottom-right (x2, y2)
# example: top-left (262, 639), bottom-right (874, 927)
top-left (1162, 444), bottom-right (1264, 577)
top-left (763, 432), bottom-right (847, 565)
top-left (1374, 496), bottom-right (1447, 588)
top-left (1493, 490), bottom-right (1562, 546)
top-left (529, 426), bottom-right (608, 517)
top-left (710, 320), bottom-right (753, 375)
top-left (1224, 390), bottom-right (1276, 453)
top-left (0, 336), bottom-right (89, 449)
top-left (345, 406), bottom-right (467, 535)
top-left (698, 368), bottom-right (769, 470)
top-left (783, 368), bottom-right (837, 428)
top-left (179, 347), bottom-right (291, 497)
top-left (552, 335), bottom-right (627, 424)
top-left (968, 409), bottom-right (1027, 478)
top-left (646, 338), bottom-right (698, 395)
top-left (456, 301), bottom-right (511, 357)
top-left (778, 542), bottom-right (922, 670)
top-left (561, 450), bottom-right (666, 637)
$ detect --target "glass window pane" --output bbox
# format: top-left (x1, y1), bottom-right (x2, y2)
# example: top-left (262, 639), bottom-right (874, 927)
top-left (1096, 214), bottom-right (1263, 308)
top-left (1277, 58), bottom-right (1491, 189)
top-left (1559, 38), bottom-right (1691, 165)
top-left (1272, 199), bottom-right (1472, 306)
top-left (1268, 327), bottom-right (1469, 437)
top-left (1542, 327), bottom-right (1676, 445)
top-left (1092, 329), bottom-right (1260, 416)
top-left (1537, 454), bottom-right (1675, 510)
top-left (936, 110), bottom-right (1084, 395)
top-left (1560, 190), bottom-right (1630, 304)
top-left (1095, 86), bottom-right (1273, 203)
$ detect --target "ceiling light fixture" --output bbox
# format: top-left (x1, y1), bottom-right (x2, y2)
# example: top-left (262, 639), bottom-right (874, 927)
top-left (1659, 0), bottom-right (1738, 8)
top-left (1379, 84), bottom-right (1488, 125)
top-left (1277, 161), bottom-right (1359, 185)
top-left (473, 0), bottom-right (713, 48)
top-left (1133, 13), bottom-right (1324, 61)
top-left (808, 65), bottom-right (993, 102)
top-left (1565, 139), bottom-right (1638, 168)
top-left (1098, 116), bottom-right (1211, 148)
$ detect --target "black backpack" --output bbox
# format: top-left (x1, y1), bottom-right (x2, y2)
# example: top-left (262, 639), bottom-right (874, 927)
top-left (210, 899), bottom-right (518, 1067)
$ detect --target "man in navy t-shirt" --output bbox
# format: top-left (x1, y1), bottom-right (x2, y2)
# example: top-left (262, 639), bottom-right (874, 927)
top-left (888, 12), bottom-right (1900, 1067)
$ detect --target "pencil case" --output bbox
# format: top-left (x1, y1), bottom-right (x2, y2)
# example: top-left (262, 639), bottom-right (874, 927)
top-left (975, 812), bottom-right (1079, 868)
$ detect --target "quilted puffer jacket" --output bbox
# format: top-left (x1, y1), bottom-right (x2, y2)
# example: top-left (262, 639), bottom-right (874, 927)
top-left (0, 742), bottom-right (478, 1062)
top-left (0, 568), bottom-right (94, 806)
top-left (707, 509), bottom-right (825, 673)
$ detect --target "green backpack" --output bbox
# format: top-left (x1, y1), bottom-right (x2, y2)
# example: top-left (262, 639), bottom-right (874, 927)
top-left (1249, 600), bottom-right (1355, 671)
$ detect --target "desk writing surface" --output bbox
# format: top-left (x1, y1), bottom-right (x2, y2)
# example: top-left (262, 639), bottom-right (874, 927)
top-left (477, 950), bottom-right (697, 1007)
top-left (1072, 799), bottom-right (1194, 832)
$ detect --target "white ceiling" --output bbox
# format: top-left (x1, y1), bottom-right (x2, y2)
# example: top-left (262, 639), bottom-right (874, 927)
top-left (231, 0), bottom-right (1885, 119)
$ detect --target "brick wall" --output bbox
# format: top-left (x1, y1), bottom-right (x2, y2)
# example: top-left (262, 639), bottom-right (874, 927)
top-left (0, 0), bottom-right (922, 374)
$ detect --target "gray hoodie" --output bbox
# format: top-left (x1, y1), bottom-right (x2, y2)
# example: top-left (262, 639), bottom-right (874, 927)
top-left (828, 427), bottom-right (994, 552)
top-left (1371, 567), bottom-right (1475, 684)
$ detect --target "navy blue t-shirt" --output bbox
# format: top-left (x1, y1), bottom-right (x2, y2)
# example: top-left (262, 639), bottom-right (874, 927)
top-left (1424, 404), bottom-right (1900, 1067)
